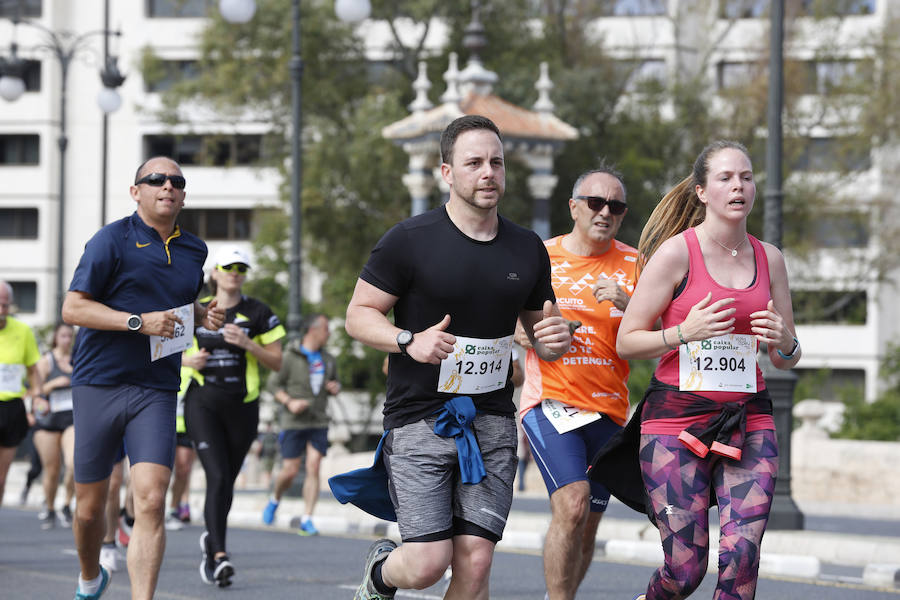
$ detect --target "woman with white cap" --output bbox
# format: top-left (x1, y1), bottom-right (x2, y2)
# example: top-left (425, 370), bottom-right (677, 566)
top-left (183, 245), bottom-right (285, 588)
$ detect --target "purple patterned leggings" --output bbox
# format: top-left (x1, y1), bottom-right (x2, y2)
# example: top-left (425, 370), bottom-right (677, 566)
top-left (638, 429), bottom-right (778, 600)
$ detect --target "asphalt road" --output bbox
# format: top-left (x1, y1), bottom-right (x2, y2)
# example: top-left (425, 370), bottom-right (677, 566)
top-left (2, 506), bottom-right (898, 599)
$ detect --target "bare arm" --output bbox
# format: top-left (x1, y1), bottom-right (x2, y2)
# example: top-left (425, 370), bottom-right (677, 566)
top-left (751, 244), bottom-right (801, 369)
top-left (222, 325), bottom-right (283, 371)
top-left (518, 300), bottom-right (572, 362)
top-left (345, 278), bottom-right (456, 365)
top-left (62, 290), bottom-right (183, 338)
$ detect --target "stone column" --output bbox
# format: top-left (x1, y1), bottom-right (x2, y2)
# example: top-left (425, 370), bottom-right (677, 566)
top-left (523, 143), bottom-right (558, 240)
top-left (402, 142), bottom-right (437, 216)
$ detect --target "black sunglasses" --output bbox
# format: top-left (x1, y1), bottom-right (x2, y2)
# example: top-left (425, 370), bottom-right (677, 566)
top-left (135, 173), bottom-right (187, 190)
top-left (217, 264), bottom-right (249, 273)
top-left (575, 195), bottom-right (627, 215)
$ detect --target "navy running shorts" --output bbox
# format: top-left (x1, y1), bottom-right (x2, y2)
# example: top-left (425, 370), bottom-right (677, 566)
top-left (521, 403), bottom-right (622, 512)
top-left (73, 384), bottom-right (176, 483)
top-left (278, 427), bottom-right (328, 459)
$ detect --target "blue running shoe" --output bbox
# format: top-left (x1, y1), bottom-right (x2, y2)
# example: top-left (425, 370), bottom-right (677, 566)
top-left (297, 518), bottom-right (319, 536)
top-left (74, 565), bottom-right (110, 600)
top-left (262, 499), bottom-right (279, 525)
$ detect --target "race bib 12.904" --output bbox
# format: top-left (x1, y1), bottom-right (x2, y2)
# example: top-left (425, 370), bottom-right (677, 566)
top-left (678, 333), bottom-right (757, 393)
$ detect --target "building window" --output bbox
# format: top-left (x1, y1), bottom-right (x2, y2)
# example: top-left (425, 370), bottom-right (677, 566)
top-left (179, 209), bottom-right (253, 240)
top-left (616, 59), bottom-right (667, 92)
top-left (0, 134), bottom-right (40, 165)
top-left (717, 61), bottom-right (765, 90)
top-left (801, 0), bottom-right (875, 15)
top-left (793, 289), bottom-right (867, 325)
top-left (720, 0), bottom-right (767, 18)
top-left (143, 134), bottom-right (263, 166)
top-left (0, 208), bottom-right (39, 239)
top-left (793, 137), bottom-right (871, 172)
top-left (9, 281), bottom-right (37, 313)
top-left (601, 0), bottom-right (667, 16)
top-left (798, 59), bottom-right (872, 95)
top-left (144, 60), bottom-right (198, 93)
top-left (0, 0), bottom-right (41, 17)
top-left (146, 0), bottom-right (211, 17)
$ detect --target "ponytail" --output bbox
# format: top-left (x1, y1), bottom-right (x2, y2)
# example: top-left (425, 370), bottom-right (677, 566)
top-left (637, 176), bottom-right (704, 272)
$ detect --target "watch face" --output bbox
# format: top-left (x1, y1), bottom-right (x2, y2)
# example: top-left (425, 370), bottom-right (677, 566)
top-left (397, 330), bottom-right (413, 345)
top-left (128, 315), bottom-right (142, 330)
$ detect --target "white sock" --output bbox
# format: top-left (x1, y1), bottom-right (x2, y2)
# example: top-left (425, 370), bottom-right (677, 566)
top-left (301, 514), bottom-right (311, 523)
top-left (270, 496), bottom-right (279, 505)
top-left (78, 571), bottom-right (103, 594)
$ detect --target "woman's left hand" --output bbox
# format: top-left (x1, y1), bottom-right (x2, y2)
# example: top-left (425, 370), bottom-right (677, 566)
top-left (750, 299), bottom-right (790, 351)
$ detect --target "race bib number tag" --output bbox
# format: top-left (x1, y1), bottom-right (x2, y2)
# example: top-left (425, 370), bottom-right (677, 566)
top-left (150, 303), bottom-right (194, 362)
top-left (49, 388), bottom-right (73, 413)
top-left (437, 335), bottom-right (513, 394)
top-left (0, 363), bottom-right (25, 393)
top-left (541, 398), bottom-right (602, 434)
top-left (678, 333), bottom-right (757, 392)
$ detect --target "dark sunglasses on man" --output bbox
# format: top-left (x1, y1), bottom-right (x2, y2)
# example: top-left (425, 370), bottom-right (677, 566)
top-left (575, 195), bottom-right (627, 215)
top-left (135, 173), bottom-right (187, 190)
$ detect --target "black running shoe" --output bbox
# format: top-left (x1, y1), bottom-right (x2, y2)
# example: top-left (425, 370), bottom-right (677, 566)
top-left (212, 555), bottom-right (234, 588)
top-left (40, 509), bottom-right (57, 530)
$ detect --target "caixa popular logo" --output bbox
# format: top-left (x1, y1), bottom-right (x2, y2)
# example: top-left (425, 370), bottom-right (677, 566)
top-left (465, 344), bottom-right (477, 354)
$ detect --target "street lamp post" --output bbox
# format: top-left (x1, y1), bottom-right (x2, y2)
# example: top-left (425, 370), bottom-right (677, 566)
top-left (764, 0), bottom-right (804, 530)
top-left (0, 3), bottom-right (124, 317)
top-left (220, 0), bottom-right (371, 339)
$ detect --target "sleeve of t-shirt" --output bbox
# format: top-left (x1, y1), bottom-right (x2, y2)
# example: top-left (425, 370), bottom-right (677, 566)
top-left (24, 328), bottom-right (40, 367)
top-left (524, 235), bottom-right (555, 311)
top-left (359, 223), bottom-right (411, 297)
top-left (68, 229), bottom-right (119, 298)
top-left (255, 302), bottom-right (286, 346)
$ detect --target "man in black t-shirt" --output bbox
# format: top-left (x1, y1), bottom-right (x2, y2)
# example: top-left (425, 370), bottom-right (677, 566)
top-left (345, 115), bottom-right (572, 600)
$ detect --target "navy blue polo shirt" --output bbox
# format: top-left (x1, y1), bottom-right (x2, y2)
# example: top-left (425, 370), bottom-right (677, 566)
top-left (69, 211), bottom-right (207, 390)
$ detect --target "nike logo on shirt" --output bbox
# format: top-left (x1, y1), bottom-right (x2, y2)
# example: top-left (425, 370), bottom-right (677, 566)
top-left (136, 241), bottom-right (151, 248)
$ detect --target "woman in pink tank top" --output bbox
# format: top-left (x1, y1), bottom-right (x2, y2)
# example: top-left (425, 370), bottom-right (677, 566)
top-left (615, 141), bottom-right (802, 600)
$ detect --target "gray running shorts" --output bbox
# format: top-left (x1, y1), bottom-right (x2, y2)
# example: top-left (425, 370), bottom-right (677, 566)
top-left (383, 413), bottom-right (517, 543)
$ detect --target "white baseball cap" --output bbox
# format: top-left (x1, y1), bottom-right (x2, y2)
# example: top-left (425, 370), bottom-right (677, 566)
top-left (214, 245), bottom-right (252, 269)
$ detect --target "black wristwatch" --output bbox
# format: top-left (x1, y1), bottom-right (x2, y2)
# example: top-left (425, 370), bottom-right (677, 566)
top-left (396, 330), bottom-right (414, 355)
top-left (127, 314), bottom-right (143, 332)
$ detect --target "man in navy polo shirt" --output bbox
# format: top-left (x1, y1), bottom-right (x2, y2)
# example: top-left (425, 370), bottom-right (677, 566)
top-left (62, 156), bottom-right (225, 600)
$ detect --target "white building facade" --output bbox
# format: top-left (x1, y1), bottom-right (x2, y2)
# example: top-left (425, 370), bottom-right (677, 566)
top-left (1, 0), bottom-right (895, 400)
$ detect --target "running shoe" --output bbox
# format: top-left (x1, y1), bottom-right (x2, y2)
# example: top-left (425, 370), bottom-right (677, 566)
top-left (353, 538), bottom-right (397, 600)
top-left (631, 595), bottom-right (646, 600)
top-left (74, 565), bottom-right (110, 600)
top-left (41, 509), bottom-right (57, 530)
top-left (178, 502), bottom-right (191, 523)
top-left (262, 499), bottom-right (279, 525)
top-left (212, 555), bottom-right (235, 588)
top-left (99, 543), bottom-right (123, 573)
top-left (37, 505), bottom-right (50, 521)
top-left (297, 518), bottom-right (319, 536)
top-left (60, 505), bottom-right (73, 527)
top-left (165, 510), bottom-right (184, 531)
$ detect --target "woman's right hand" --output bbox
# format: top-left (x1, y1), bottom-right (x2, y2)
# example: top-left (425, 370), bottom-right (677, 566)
top-left (183, 349), bottom-right (210, 370)
top-left (679, 292), bottom-right (736, 342)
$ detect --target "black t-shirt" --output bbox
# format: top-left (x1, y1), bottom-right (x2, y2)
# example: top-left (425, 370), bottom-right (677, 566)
top-left (194, 295), bottom-right (283, 400)
top-left (360, 206), bottom-right (554, 429)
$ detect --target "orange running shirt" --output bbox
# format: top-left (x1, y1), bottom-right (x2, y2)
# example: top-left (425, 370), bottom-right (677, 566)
top-left (520, 235), bottom-right (639, 426)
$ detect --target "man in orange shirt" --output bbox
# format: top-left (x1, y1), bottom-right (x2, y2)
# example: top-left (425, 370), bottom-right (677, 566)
top-left (518, 166), bottom-right (637, 600)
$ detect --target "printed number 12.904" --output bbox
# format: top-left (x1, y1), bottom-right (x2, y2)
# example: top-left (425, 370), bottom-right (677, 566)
top-left (694, 356), bottom-right (746, 372)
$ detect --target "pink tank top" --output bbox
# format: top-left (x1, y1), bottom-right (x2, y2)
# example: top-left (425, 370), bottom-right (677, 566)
top-left (655, 228), bottom-right (770, 400)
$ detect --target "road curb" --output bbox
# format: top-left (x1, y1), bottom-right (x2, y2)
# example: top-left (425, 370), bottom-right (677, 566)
top-left (862, 564), bottom-right (900, 588)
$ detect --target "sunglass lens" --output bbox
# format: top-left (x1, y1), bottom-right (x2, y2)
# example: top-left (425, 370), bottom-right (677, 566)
top-left (169, 175), bottom-right (186, 189)
top-left (140, 173), bottom-right (186, 189)
top-left (607, 200), bottom-right (627, 215)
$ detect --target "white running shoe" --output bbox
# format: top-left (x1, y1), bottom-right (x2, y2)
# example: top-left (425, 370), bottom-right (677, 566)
top-left (100, 544), bottom-right (124, 572)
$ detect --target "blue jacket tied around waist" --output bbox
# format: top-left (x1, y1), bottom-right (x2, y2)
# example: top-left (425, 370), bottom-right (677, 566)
top-left (328, 396), bottom-right (486, 521)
